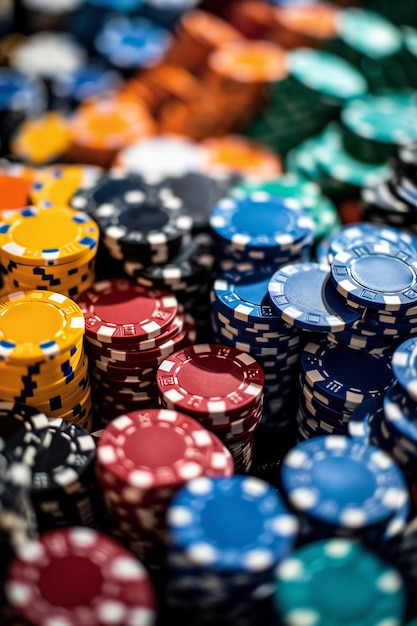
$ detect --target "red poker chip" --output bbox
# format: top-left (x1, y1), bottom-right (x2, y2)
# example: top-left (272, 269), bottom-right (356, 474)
top-left (156, 343), bottom-right (264, 417)
top-left (96, 408), bottom-right (217, 490)
top-left (6, 527), bottom-right (156, 626)
top-left (77, 278), bottom-right (178, 344)
top-left (84, 312), bottom-right (185, 352)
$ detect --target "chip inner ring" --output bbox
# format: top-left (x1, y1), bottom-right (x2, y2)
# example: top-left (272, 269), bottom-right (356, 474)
top-left (350, 254), bottom-right (415, 293)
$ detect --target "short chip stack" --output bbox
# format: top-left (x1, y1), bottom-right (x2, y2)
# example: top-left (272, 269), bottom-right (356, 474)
top-left (0, 290), bottom-right (92, 431)
top-left (95, 408), bottom-right (234, 569)
top-left (77, 278), bottom-right (196, 425)
top-left (156, 343), bottom-right (264, 472)
top-left (0, 205), bottom-right (99, 299)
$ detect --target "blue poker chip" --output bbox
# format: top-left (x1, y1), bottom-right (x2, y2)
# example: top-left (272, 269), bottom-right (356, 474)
top-left (95, 16), bottom-right (172, 69)
top-left (210, 193), bottom-right (315, 255)
top-left (268, 262), bottom-right (362, 332)
top-left (348, 397), bottom-right (384, 443)
top-left (87, 0), bottom-right (142, 7)
top-left (52, 64), bottom-right (121, 106)
top-left (384, 380), bottom-right (417, 446)
top-left (326, 222), bottom-right (416, 264)
top-left (281, 435), bottom-right (408, 530)
top-left (211, 265), bottom-right (294, 328)
top-left (167, 475), bottom-right (299, 571)
top-left (392, 337), bottom-right (417, 402)
top-left (330, 240), bottom-right (417, 311)
top-left (301, 340), bottom-right (393, 410)
top-left (326, 330), bottom-right (395, 356)
top-left (0, 69), bottom-right (46, 116)
top-left (301, 383), bottom-right (351, 426)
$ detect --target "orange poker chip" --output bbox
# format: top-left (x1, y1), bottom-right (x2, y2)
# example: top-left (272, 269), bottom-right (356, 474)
top-left (272, 3), bottom-right (339, 49)
top-left (158, 96), bottom-right (238, 140)
top-left (0, 164), bottom-right (34, 211)
top-left (10, 112), bottom-right (73, 166)
top-left (164, 10), bottom-right (242, 73)
top-left (69, 95), bottom-right (155, 167)
top-left (208, 39), bottom-right (287, 84)
top-left (200, 135), bottom-right (283, 180)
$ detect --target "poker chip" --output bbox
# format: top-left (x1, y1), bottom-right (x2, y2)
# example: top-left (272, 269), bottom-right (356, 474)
top-left (96, 408), bottom-right (233, 566)
top-left (51, 63), bottom-right (122, 109)
top-left (115, 136), bottom-right (204, 178)
top-left (30, 164), bottom-right (104, 208)
top-left (6, 527), bottom-right (157, 626)
top-left (301, 340), bottom-right (393, 412)
top-left (268, 262), bottom-right (363, 333)
top-left (275, 539), bottom-right (405, 626)
top-left (330, 240), bottom-right (417, 312)
top-left (95, 16), bottom-right (173, 70)
top-left (281, 436), bottom-right (408, 539)
top-left (210, 192), bottom-right (315, 259)
top-left (392, 337), bottom-right (417, 401)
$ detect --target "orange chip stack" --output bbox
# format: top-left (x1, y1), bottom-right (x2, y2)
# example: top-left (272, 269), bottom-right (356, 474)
top-left (158, 95), bottom-right (237, 140)
top-left (123, 64), bottom-right (201, 116)
top-left (200, 134), bottom-right (283, 180)
top-left (164, 10), bottom-right (242, 74)
top-left (69, 95), bottom-right (156, 167)
top-left (271, 3), bottom-right (339, 49)
top-left (205, 39), bottom-right (287, 128)
top-left (0, 164), bottom-right (34, 212)
top-left (10, 112), bottom-right (73, 165)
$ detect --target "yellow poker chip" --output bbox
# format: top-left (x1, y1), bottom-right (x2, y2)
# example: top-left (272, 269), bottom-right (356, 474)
top-left (10, 112), bottom-right (73, 166)
top-left (30, 164), bottom-right (104, 207)
top-left (0, 290), bottom-right (85, 364)
top-left (0, 205), bottom-right (99, 266)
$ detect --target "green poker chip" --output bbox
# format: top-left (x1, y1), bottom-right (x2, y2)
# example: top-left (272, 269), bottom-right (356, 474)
top-left (275, 539), bottom-right (405, 626)
top-left (336, 8), bottom-right (402, 59)
top-left (286, 48), bottom-right (367, 103)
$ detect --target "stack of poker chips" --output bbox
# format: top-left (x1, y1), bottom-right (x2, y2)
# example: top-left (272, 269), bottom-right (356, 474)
top-left (0, 290), bottom-right (93, 430)
top-left (297, 339), bottom-right (394, 441)
top-left (247, 47), bottom-right (367, 156)
top-left (209, 191), bottom-right (315, 268)
top-left (362, 140), bottom-right (417, 234)
top-left (164, 475), bottom-right (298, 626)
top-left (274, 538), bottom-right (406, 626)
top-left (156, 344), bottom-right (265, 473)
top-left (5, 527), bottom-right (158, 626)
top-left (77, 278), bottom-right (196, 426)
top-left (210, 265), bottom-right (302, 442)
top-left (0, 205), bottom-right (99, 299)
top-left (349, 337), bottom-right (417, 486)
top-left (95, 408), bottom-right (234, 569)
top-left (382, 516), bottom-right (417, 619)
top-left (280, 436), bottom-right (409, 546)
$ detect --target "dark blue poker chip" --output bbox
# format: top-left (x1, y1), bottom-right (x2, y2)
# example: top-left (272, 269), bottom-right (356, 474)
top-left (392, 337), bottom-right (417, 401)
top-left (52, 63), bottom-right (122, 107)
top-left (301, 340), bottom-right (394, 410)
top-left (268, 262), bottom-right (362, 333)
top-left (383, 380), bottom-right (417, 447)
top-left (348, 396), bottom-right (384, 443)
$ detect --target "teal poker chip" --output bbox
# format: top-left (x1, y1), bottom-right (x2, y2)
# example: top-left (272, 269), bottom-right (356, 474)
top-left (275, 538), bottom-right (405, 626)
top-left (336, 8), bottom-right (402, 59)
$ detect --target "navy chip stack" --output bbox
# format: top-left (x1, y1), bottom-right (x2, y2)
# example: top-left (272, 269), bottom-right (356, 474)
top-left (210, 265), bottom-right (302, 453)
top-left (165, 475), bottom-right (298, 626)
top-left (77, 278), bottom-right (196, 425)
top-left (280, 435), bottom-right (409, 547)
top-left (156, 344), bottom-right (265, 472)
top-left (95, 408), bottom-right (234, 569)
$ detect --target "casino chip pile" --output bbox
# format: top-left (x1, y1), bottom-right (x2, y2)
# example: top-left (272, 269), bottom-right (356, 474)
top-left (165, 475), bottom-right (298, 626)
top-left (77, 278), bottom-right (196, 425)
top-left (0, 290), bottom-right (93, 430)
top-left (362, 139), bottom-right (417, 234)
top-left (0, 205), bottom-right (100, 299)
top-left (156, 344), bottom-right (264, 472)
top-left (210, 265), bottom-right (302, 444)
top-left (281, 436), bottom-right (409, 546)
top-left (5, 526), bottom-right (157, 626)
top-left (274, 538), bottom-right (406, 626)
top-left (95, 408), bottom-right (234, 568)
